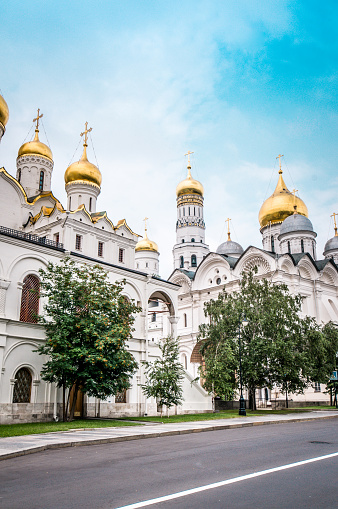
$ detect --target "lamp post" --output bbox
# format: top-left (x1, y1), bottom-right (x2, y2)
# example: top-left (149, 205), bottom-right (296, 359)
top-left (238, 316), bottom-right (248, 416)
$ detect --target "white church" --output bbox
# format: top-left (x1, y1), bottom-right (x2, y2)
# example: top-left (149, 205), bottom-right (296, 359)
top-left (0, 93), bottom-right (337, 423)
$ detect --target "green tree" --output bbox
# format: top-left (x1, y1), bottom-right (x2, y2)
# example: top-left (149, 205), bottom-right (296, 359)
top-left (199, 270), bottom-right (324, 410)
top-left (37, 257), bottom-right (139, 421)
top-left (141, 336), bottom-right (185, 417)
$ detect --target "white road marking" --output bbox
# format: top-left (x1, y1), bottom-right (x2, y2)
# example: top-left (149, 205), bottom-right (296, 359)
top-left (115, 451), bottom-right (338, 509)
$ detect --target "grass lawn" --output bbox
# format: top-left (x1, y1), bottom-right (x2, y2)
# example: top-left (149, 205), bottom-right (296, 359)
top-left (0, 419), bottom-right (140, 438)
top-left (122, 407), bottom-right (329, 423)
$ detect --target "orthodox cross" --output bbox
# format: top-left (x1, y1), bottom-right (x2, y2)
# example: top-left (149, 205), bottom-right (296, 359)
top-left (225, 218), bottom-right (231, 240)
top-left (276, 154), bottom-right (284, 172)
top-left (80, 121), bottom-right (92, 145)
top-left (33, 109), bottom-right (43, 130)
top-left (331, 212), bottom-right (338, 236)
top-left (143, 216), bottom-right (148, 233)
top-left (184, 150), bottom-right (194, 165)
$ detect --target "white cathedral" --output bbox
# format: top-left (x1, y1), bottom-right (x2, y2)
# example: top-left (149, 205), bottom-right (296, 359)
top-left (0, 93), bottom-right (337, 423)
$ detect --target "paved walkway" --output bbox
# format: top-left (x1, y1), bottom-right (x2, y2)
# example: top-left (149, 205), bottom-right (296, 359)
top-left (1, 410), bottom-right (337, 461)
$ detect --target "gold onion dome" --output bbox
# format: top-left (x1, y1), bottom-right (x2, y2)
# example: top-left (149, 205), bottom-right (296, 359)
top-left (64, 127), bottom-right (102, 187)
top-left (18, 129), bottom-right (53, 161)
top-left (259, 166), bottom-right (308, 228)
top-left (176, 163), bottom-right (204, 198)
top-left (135, 227), bottom-right (158, 253)
top-left (0, 94), bottom-right (9, 128)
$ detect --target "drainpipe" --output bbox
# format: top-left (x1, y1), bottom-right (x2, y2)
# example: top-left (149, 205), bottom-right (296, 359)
top-left (144, 275), bottom-right (152, 415)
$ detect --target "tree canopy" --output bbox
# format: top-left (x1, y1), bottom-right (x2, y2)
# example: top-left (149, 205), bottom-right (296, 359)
top-left (37, 257), bottom-right (140, 420)
top-left (141, 336), bottom-right (185, 417)
top-left (198, 269), bottom-right (338, 409)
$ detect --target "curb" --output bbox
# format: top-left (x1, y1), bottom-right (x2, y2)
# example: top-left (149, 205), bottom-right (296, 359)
top-left (1, 413), bottom-right (337, 461)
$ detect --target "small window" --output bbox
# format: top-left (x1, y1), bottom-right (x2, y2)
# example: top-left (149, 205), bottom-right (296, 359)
top-left (18, 169), bottom-right (21, 183)
top-left (314, 382), bottom-right (321, 392)
top-left (69, 196), bottom-right (72, 210)
top-left (188, 207), bottom-right (191, 215)
top-left (301, 239), bottom-right (304, 253)
top-left (54, 232), bottom-right (60, 244)
top-left (75, 234), bottom-right (82, 251)
top-left (13, 368), bottom-right (32, 403)
top-left (180, 256), bottom-right (184, 268)
top-left (146, 262), bottom-right (148, 268)
top-left (216, 277), bottom-right (222, 285)
top-left (39, 170), bottom-right (44, 191)
top-left (152, 312), bottom-right (156, 322)
top-left (182, 239), bottom-right (185, 243)
top-left (288, 241), bottom-right (291, 254)
top-left (98, 241), bottom-right (104, 257)
top-left (137, 263), bottom-right (139, 269)
top-left (115, 389), bottom-right (127, 403)
top-left (89, 197), bottom-right (92, 212)
top-left (119, 248), bottom-right (124, 263)
top-left (184, 313), bottom-right (187, 327)
top-left (191, 238), bottom-right (195, 242)
top-left (271, 236), bottom-right (275, 253)
top-left (183, 208), bottom-right (185, 216)
top-left (191, 254), bottom-right (197, 267)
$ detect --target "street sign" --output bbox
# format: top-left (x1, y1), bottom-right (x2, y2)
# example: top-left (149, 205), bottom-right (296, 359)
top-left (330, 370), bottom-right (338, 381)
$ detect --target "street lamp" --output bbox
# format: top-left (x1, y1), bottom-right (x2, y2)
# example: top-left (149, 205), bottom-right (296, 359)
top-left (238, 315), bottom-right (248, 416)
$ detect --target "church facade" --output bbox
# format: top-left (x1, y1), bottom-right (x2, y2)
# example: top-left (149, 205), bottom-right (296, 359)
top-left (169, 156), bottom-right (338, 407)
top-left (0, 91), bottom-right (337, 423)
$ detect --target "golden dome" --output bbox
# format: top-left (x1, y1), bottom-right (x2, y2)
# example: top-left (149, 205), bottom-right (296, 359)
top-left (259, 169), bottom-right (308, 228)
top-left (135, 230), bottom-right (158, 252)
top-left (18, 130), bottom-right (53, 162)
top-left (176, 164), bottom-right (204, 197)
top-left (0, 94), bottom-right (9, 128)
top-left (64, 144), bottom-right (102, 187)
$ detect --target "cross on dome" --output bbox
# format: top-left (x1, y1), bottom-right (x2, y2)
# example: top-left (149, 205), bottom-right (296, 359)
top-left (332, 212), bottom-right (338, 236)
top-left (276, 153), bottom-right (284, 173)
top-left (33, 108), bottom-right (43, 131)
top-left (80, 122), bottom-right (92, 146)
top-left (225, 218), bottom-right (231, 241)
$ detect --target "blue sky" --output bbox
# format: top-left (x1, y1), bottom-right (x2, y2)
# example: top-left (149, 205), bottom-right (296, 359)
top-left (1, 1), bottom-right (337, 276)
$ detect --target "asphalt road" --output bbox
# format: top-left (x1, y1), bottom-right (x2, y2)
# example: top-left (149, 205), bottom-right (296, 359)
top-left (1, 419), bottom-right (337, 509)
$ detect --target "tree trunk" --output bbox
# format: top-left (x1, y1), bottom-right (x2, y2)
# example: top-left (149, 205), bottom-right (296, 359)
top-left (69, 381), bottom-right (79, 421)
top-left (62, 382), bottom-right (66, 422)
top-left (249, 388), bottom-right (256, 411)
top-left (285, 388), bottom-right (289, 409)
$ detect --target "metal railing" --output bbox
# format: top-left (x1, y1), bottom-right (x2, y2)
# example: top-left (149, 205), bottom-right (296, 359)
top-left (0, 225), bottom-right (64, 249)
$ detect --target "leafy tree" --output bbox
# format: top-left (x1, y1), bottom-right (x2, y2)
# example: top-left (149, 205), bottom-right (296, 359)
top-left (37, 257), bottom-right (140, 421)
top-left (141, 336), bottom-right (185, 417)
top-left (198, 269), bottom-right (332, 410)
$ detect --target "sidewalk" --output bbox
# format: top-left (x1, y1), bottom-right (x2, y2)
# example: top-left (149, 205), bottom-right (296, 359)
top-left (1, 411), bottom-right (337, 461)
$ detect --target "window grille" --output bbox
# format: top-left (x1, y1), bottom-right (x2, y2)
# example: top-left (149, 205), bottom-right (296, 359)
top-left (115, 389), bottom-right (126, 403)
top-left (119, 248), bottom-right (124, 263)
top-left (20, 275), bottom-right (40, 323)
top-left (98, 241), bottom-right (103, 257)
top-left (39, 171), bottom-right (44, 191)
top-left (13, 368), bottom-right (32, 403)
top-left (75, 234), bottom-right (82, 250)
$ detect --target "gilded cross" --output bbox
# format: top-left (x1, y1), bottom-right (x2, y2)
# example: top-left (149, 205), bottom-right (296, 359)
top-left (33, 108), bottom-right (43, 130)
top-left (143, 217), bottom-right (148, 232)
top-left (184, 150), bottom-right (194, 165)
top-left (276, 154), bottom-right (284, 172)
top-left (331, 212), bottom-right (338, 236)
top-left (80, 121), bottom-right (92, 145)
top-left (225, 218), bottom-right (231, 240)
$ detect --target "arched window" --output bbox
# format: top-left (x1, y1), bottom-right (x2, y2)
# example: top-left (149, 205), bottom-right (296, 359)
top-left (191, 238), bottom-right (195, 243)
top-left (69, 196), bottom-right (72, 210)
top-left (271, 236), bottom-right (275, 253)
top-left (191, 254), bottom-right (197, 267)
top-left (17, 169), bottom-right (21, 183)
top-left (288, 241), bottom-right (291, 254)
top-left (184, 313), bottom-right (187, 327)
top-left (89, 197), bottom-right (92, 212)
top-left (20, 275), bottom-right (40, 323)
top-left (13, 367), bottom-right (32, 403)
top-left (301, 239), bottom-right (304, 253)
top-left (180, 256), bottom-right (184, 268)
top-left (181, 239), bottom-right (185, 243)
top-left (39, 171), bottom-right (44, 191)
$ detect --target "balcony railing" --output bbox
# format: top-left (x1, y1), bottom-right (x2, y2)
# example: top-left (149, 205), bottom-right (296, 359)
top-left (0, 225), bottom-right (64, 250)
